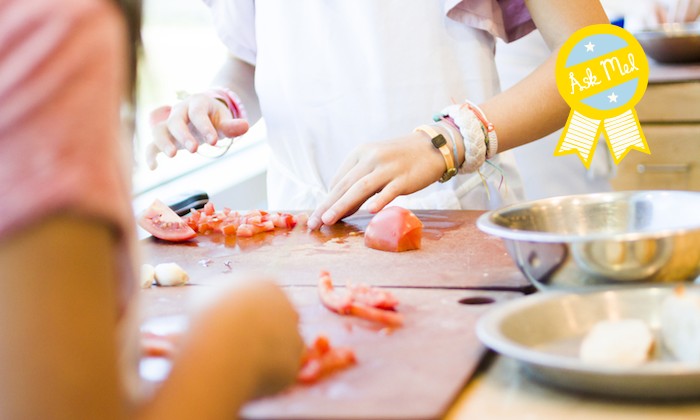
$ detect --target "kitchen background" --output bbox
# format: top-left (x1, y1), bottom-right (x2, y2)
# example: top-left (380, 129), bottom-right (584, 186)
top-left (132, 0), bottom-right (699, 212)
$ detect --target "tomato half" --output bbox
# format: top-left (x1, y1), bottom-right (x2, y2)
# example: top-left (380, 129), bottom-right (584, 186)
top-left (364, 206), bottom-right (422, 252)
top-left (138, 199), bottom-right (197, 242)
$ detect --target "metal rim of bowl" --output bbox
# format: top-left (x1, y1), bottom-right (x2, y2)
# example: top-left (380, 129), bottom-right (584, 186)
top-left (633, 21), bottom-right (700, 39)
top-left (476, 190), bottom-right (700, 243)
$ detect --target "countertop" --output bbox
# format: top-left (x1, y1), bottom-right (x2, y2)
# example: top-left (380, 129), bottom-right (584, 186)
top-left (447, 355), bottom-right (700, 419)
top-left (139, 209), bottom-right (700, 419)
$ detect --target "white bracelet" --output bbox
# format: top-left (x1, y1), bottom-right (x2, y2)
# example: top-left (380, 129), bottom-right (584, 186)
top-left (463, 100), bottom-right (498, 159)
top-left (439, 104), bottom-right (486, 174)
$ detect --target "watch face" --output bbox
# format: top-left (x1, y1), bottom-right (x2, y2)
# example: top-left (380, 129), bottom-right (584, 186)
top-left (431, 134), bottom-right (447, 148)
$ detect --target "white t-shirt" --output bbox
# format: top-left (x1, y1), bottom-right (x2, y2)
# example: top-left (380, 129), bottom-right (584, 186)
top-left (204, 0), bottom-right (535, 211)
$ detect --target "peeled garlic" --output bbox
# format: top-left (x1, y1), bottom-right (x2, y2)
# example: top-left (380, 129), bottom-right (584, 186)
top-left (660, 287), bottom-right (700, 363)
top-left (140, 264), bottom-right (155, 288)
top-left (579, 319), bottom-right (654, 366)
top-left (154, 263), bottom-right (189, 287)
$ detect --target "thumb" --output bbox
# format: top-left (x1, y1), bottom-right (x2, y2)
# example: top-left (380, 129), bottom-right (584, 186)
top-left (149, 105), bottom-right (172, 126)
top-left (217, 118), bottom-right (250, 139)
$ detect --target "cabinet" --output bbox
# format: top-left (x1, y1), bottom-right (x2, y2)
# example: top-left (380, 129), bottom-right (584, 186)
top-left (610, 64), bottom-right (700, 192)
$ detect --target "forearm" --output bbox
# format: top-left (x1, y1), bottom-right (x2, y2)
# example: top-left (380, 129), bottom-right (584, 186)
top-left (212, 54), bottom-right (261, 123)
top-left (135, 280), bottom-right (301, 420)
top-left (480, 53), bottom-right (568, 152)
top-left (0, 216), bottom-right (124, 419)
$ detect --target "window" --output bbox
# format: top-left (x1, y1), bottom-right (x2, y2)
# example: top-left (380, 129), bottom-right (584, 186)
top-left (133, 0), bottom-right (267, 211)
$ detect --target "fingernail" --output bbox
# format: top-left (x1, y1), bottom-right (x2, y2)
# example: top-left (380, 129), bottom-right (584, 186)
top-left (187, 141), bottom-right (197, 151)
top-left (167, 145), bottom-right (177, 156)
top-left (307, 216), bottom-right (320, 230)
top-left (321, 210), bottom-right (336, 224)
top-left (367, 201), bottom-right (378, 213)
top-left (207, 133), bottom-right (217, 144)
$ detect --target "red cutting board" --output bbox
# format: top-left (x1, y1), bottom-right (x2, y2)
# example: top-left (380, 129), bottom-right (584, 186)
top-left (139, 285), bottom-right (521, 420)
top-left (140, 210), bottom-right (528, 290)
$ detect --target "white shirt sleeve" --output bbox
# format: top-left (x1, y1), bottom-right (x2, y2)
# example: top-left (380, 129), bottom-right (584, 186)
top-left (202, 0), bottom-right (257, 64)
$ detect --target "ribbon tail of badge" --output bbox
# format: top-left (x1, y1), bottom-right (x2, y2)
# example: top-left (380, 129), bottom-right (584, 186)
top-left (555, 110), bottom-right (604, 169)
top-left (601, 108), bottom-right (651, 164)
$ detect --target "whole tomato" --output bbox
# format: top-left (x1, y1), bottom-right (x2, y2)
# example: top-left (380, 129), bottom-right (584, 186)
top-left (364, 206), bottom-right (422, 252)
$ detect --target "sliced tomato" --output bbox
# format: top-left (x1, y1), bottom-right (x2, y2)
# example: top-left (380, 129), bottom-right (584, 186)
top-left (348, 283), bottom-right (399, 310)
top-left (318, 271), bottom-right (403, 327)
top-left (138, 199), bottom-right (197, 242)
top-left (364, 206), bottom-right (422, 252)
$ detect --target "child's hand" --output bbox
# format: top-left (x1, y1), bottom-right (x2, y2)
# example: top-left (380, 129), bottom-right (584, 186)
top-left (655, 0), bottom-right (700, 24)
top-left (308, 132), bottom-right (447, 229)
top-left (242, 280), bottom-right (305, 397)
top-left (145, 93), bottom-right (249, 170)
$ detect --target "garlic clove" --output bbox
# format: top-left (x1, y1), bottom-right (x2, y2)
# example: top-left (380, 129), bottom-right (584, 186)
top-left (140, 264), bottom-right (156, 288)
top-left (154, 263), bottom-right (189, 287)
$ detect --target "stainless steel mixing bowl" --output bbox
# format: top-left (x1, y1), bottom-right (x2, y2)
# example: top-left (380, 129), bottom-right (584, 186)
top-left (633, 22), bottom-right (700, 64)
top-left (476, 191), bottom-right (700, 290)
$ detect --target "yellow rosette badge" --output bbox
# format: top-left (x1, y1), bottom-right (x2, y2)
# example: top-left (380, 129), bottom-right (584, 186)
top-left (555, 24), bottom-right (650, 168)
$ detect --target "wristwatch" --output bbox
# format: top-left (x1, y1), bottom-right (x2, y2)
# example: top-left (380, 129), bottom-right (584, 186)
top-left (414, 124), bottom-right (457, 183)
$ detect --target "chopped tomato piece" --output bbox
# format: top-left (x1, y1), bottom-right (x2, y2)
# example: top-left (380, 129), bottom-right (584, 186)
top-left (348, 283), bottom-right (399, 310)
top-left (180, 201), bottom-right (304, 238)
top-left (294, 213), bottom-right (309, 227)
top-left (220, 223), bottom-right (238, 236)
top-left (364, 206), bottom-right (422, 252)
top-left (318, 271), bottom-right (403, 327)
top-left (236, 223), bottom-right (255, 237)
top-left (298, 335), bottom-right (356, 384)
top-left (203, 201), bottom-right (215, 215)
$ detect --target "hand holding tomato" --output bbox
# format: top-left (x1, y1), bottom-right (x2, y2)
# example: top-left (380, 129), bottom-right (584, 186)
top-left (307, 132), bottom-right (448, 229)
top-left (146, 93), bottom-right (249, 170)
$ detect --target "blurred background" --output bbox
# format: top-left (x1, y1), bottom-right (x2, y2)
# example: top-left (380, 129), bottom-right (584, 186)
top-left (133, 0), bottom-right (700, 211)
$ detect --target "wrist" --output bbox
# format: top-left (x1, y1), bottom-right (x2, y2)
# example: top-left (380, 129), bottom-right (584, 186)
top-left (409, 131), bottom-right (450, 183)
top-left (206, 87), bottom-right (247, 120)
top-left (411, 128), bottom-right (457, 183)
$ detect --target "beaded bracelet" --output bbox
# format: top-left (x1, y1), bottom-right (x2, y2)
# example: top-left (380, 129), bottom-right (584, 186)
top-left (207, 87), bottom-right (247, 120)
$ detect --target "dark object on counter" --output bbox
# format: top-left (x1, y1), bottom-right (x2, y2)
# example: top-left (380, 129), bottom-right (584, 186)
top-left (164, 190), bottom-right (209, 216)
top-left (634, 22), bottom-right (700, 64)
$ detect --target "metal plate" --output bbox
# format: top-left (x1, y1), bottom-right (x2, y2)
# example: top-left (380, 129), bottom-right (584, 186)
top-left (476, 285), bottom-right (700, 399)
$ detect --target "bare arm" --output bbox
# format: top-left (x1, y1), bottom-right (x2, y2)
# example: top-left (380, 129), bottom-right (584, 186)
top-left (0, 216), bottom-right (302, 419)
top-left (480, 0), bottom-right (609, 152)
top-left (0, 216), bottom-right (124, 419)
top-left (213, 54), bottom-right (261, 124)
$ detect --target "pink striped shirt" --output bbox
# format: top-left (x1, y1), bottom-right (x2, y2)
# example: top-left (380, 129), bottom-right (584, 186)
top-left (0, 0), bottom-right (137, 312)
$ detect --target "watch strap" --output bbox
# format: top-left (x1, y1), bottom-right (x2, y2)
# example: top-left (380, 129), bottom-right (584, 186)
top-left (414, 124), bottom-right (457, 183)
